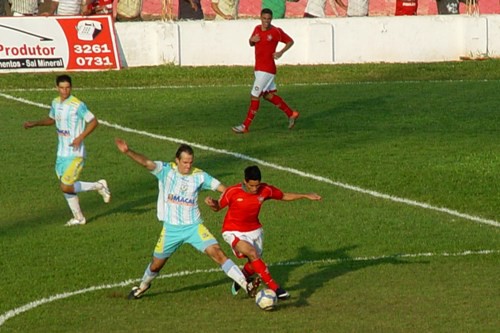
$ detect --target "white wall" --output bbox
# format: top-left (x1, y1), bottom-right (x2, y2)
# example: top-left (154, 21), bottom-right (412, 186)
top-left (114, 15), bottom-right (500, 67)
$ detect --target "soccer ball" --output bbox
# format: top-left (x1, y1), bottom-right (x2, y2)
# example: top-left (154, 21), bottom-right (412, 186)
top-left (255, 288), bottom-right (277, 311)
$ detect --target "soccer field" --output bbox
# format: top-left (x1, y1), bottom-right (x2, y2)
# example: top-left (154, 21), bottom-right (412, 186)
top-left (0, 62), bottom-right (499, 332)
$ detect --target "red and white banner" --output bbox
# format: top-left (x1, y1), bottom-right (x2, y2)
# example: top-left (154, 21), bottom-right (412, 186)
top-left (0, 15), bottom-right (120, 73)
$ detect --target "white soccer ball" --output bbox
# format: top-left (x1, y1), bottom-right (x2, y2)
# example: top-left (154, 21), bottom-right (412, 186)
top-left (255, 288), bottom-right (277, 311)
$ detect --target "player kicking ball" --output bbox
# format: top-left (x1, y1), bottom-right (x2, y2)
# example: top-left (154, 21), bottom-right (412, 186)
top-left (205, 165), bottom-right (321, 300)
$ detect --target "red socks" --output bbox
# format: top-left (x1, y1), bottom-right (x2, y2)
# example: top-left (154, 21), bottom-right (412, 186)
top-left (251, 258), bottom-right (279, 291)
top-left (243, 99), bottom-right (260, 128)
top-left (268, 94), bottom-right (293, 117)
top-left (243, 262), bottom-right (255, 278)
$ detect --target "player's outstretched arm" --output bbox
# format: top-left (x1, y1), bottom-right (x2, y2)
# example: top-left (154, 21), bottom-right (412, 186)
top-left (205, 196), bottom-right (222, 212)
top-left (282, 192), bottom-right (322, 201)
top-left (23, 117), bottom-right (55, 129)
top-left (115, 138), bottom-right (156, 171)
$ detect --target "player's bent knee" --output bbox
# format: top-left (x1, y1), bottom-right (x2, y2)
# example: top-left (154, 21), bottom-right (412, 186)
top-left (206, 245), bottom-right (228, 264)
top-left (60, 184), bottom-right (74, 193)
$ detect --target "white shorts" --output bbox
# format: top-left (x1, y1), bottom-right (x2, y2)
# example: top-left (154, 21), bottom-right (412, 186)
top-left (222, 228), bottom-right (264, 259)
top-left (251, 71), bottom-right (276, 98)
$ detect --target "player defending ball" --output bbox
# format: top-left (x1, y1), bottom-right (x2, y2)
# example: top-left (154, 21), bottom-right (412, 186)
top-left (205, 165), bottom-right (321, 300)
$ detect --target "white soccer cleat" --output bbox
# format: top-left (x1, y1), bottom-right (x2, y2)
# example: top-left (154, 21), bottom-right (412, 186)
top-left (65, 217), bottom-right (86, 226)
top-left (288, 111), bottom-right (300, 129)
top-left (128, 284), bottom-right (151, 300)
top-left (232, 124), bottom-right (248, 134)
top-left (97, 179), bottom-right (111, 203)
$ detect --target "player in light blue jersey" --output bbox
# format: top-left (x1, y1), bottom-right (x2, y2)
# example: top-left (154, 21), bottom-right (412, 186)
top-left (24, 75), bottom-right (111, 226)
top-left (115, 138), bottom-right (260, 299)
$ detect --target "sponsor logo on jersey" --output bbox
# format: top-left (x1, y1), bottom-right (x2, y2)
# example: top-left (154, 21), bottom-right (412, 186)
top-left (168, 194), bottom-right (195, 206)
top-left (57, 129), bottom-right (70, 136)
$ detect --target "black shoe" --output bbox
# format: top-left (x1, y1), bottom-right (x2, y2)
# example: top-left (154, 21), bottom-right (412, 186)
top-left (128, 284), bottom-right (151, 300)
top-left (275, 287), bottom-right (290, 300)
top-left (246, 276), bottom-right (261, 298)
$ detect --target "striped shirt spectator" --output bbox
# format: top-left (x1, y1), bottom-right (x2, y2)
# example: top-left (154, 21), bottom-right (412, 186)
top-left (42, 0), bottom-right (84, 15)
top-left (9, 0), bottom-right (43, 15)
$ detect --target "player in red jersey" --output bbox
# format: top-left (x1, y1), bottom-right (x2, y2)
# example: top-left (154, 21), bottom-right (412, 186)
top-left (232, 8), bottom-right (300, 134)
top-left (205, 165), bottom-right (322, 300)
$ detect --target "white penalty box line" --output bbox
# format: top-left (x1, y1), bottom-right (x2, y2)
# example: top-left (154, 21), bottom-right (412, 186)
top-left (0, 249), bottom-right (499, 327)
top-left (1, 91), bottom-right (499, 228)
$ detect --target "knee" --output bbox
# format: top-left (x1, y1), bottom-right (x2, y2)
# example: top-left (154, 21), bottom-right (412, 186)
top-left (207, 245), bottom-right (227, 264)
top-left (246, 249), bottom-right (259, 261)
top-left (60, 183), bottom-right (74, 193)
top-left (263, 93), bottom-right (273, 101)
top-left (150, 259), bottom-right (166, 272)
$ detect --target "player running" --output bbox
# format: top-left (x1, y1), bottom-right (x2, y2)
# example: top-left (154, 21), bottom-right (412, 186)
top-left (24, 74), bottom-right (111, 226)
top-left (205, 165), bottom-right (322, 300)
top-left (232, 8), bottom-right (300, 134)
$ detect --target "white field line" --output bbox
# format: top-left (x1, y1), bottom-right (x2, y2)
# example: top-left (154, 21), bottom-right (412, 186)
top-left (0, 79), bottom-right (498, 92)
top-left (2, 91), bottom-right (499, 228)
top-left (0, 249), bottom-right (498, 327)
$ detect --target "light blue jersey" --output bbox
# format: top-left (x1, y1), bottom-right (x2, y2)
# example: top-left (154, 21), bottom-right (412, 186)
top-left (49, 95), bottom-right (95, 158)
top-left (151, 161), bottom-right (221, 225)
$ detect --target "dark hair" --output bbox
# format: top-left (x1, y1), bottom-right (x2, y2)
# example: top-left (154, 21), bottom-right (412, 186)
top-left (261, 8), bottom-right (273, 16)
top-left (244, 165), bottom-right (261, 181)
top-left (56, 74), bottom-right (72, 86)
top-left (176, 144), bottom-right (194, 159)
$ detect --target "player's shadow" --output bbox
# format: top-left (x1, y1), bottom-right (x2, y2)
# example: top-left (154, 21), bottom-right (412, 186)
top-left (270, 245), bottom-right (427, 308)
top-left (142, 277), bottom-right (231, 299)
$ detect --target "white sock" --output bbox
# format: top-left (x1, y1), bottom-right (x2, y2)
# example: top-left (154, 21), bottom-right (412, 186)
top-left (64, 193), bottom-right (84, 220)
top-left (222, 259), bottom-right (247, 290)
top-left (74, 181), bottom-right (101, 193)
top-left (140, 264), bottom-right (158, 289)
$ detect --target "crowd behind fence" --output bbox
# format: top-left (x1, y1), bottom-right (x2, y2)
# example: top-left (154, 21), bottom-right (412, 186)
top-left (1, 0), bottom-right (498, 21)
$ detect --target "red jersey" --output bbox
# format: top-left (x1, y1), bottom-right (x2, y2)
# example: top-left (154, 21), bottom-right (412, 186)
top-left (88, 0), bottom-right (114, 15)
top-left (251, 25), bottom-right (293, 75)
top-left (395, 0), bottom-right (418, 15)
top-left (219, 183), bottom-right (284, 232)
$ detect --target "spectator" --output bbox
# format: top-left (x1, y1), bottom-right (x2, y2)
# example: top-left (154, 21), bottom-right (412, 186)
top-left (41, 0), bottom-right (84, 15)
top-left (304, 0), bottom-right (347, 17)
top-left (395, 0), bottom-right (417, 15)
top-left (1, 0), bottom-right (8, 15)
top-left (83, 0), bottom-right (118, 20)
top-left (436, 0), bottom-right (471, 14)
top-left (261, 0), bottom-right (298, 19)
top-left (9, 0), bottom-right (43, 15)
top-left (211, 0), bottom-right (238, 20)
top-left (116, 0), bottom-right (141, 20)
top-left (178, 0), bottom-right (203, 20)
top-left (347, 0), bottom-right (368, 16)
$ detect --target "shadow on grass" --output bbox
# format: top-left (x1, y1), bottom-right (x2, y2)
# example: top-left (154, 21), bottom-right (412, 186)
top-left (130, 245), bottom-right (428, 304)
top-left (269, 245), bottom-right (428, 309)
